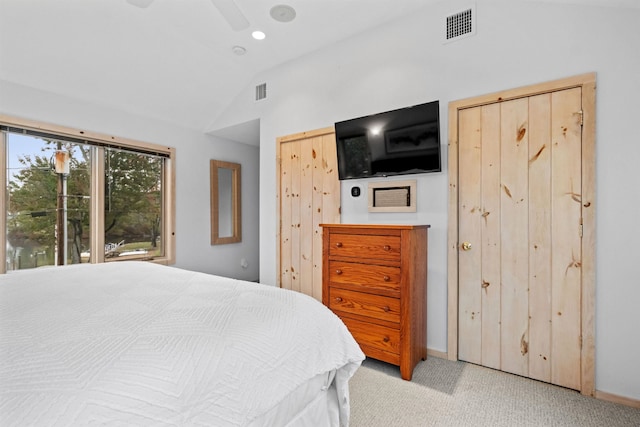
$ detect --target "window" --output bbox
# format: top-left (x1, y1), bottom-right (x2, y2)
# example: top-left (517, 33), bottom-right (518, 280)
top-left (1, 115), bottom-right (175, 273)
top-left (6, 135), bottom-right (91, 269)
top-left (104, 148), bottom-right (165, 260)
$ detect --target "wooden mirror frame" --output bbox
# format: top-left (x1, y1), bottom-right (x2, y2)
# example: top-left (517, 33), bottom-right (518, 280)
top-left (210, 160), bottom-right (241, 245)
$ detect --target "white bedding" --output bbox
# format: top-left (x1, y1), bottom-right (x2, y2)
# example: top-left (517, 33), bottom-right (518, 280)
top-left (0, 262), bottom-right (364, 426)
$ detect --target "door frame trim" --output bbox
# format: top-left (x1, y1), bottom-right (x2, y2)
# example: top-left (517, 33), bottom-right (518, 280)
top-left (447, 73), bottom-right (596, 396)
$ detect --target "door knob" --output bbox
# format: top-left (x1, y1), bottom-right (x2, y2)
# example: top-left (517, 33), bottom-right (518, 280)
top-left (461, 242), bottom-right (472, 251)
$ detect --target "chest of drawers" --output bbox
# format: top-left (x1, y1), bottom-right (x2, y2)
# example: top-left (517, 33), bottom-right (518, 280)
top-left (321, 224), bottom-right (429, 380)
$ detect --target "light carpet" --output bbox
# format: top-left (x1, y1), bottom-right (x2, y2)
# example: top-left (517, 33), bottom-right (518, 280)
top-left (349, 357), bottom-right (640, 426)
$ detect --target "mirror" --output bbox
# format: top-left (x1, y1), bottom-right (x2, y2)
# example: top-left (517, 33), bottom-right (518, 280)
top-left (210, 160), bottom-right (241, 245)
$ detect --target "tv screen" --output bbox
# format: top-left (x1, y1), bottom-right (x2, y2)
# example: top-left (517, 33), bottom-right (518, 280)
top-left (334, 101), bottom-right (441, 180)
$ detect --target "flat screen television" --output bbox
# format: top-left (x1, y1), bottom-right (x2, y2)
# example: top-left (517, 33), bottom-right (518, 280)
top-left (334, 100), bottom-right (441, 180)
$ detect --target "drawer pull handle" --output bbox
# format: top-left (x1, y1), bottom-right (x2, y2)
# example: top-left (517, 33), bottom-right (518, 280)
top-left (335, 242), bottom-right (343, 248)
top-left (383, 306), bottom-right (390, 312)
top-left (335, 297), bottom-right (343, 303)
top-left (382, 336), bottom-right (390, 343)
top-left (335, 269), bottom-right (343, 275)
top-left (383, 245), bottom-right (391, 251)
top-left (383, 275), bottom-right (390, 282)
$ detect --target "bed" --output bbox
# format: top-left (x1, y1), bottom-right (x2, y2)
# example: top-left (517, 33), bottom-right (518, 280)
top-left (0, 261), bottom-right (364, 426)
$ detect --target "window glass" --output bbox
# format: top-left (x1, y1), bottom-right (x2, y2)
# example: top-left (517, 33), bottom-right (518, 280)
top-left (104, 148), bottom-right (163, 260)
top-left (6, 133), bottom-right (90, 270)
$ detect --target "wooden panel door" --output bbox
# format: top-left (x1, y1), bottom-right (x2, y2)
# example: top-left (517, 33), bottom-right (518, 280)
top-left (457, 87), bottom-right (583, 390)
top-left (277, 127), bottom-right (340, 300)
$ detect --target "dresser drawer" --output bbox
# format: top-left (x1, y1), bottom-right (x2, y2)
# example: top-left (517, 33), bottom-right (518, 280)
top-left (329, 288), bottom-right (400, 323)
top-left (341, 316), bottom-right (400, 355)
top-left (328, 261), bottom-right (401, 294)
top-left (328, 233), bottom-right (401, 262)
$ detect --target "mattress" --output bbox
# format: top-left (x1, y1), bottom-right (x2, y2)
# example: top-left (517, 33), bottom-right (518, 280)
top-left (0, 262), bottom-right (364, 426)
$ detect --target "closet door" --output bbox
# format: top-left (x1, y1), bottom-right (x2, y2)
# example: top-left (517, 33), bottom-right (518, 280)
top-left (457, 87), bottom-right (584, 390)
top-left (277, 128), bottom-right (340, 301)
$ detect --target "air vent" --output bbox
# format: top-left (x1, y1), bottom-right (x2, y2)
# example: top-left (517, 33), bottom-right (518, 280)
top-left (445, 5), bottom-right (475, 43)
top-left (255, 83), bottom-right (267, 101)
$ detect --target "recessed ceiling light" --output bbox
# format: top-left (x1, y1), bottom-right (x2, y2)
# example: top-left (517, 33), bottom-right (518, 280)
top-left (232, 45), bottom-right (246, 55)
top-left (270, 5), bottom-right (296, 23)
top-left (252, 30), bottom-right (266, 40)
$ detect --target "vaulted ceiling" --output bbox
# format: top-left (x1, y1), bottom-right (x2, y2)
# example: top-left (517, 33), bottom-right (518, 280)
top-left (0, 0), bottom-right (432, 133)
top-left (1, 0), bottom-right (637, 138)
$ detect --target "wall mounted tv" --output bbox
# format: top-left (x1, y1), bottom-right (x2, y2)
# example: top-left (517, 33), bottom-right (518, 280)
top-left (334, 100), bottom-right (441, 180)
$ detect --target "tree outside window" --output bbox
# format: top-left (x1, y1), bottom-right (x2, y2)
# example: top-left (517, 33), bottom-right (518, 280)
top-left (5, 132), bottom-right (165, 271)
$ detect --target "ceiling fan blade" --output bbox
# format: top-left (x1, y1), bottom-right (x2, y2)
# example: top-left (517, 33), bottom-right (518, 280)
top-left (126, 0), bottom-right (154, 8)
top-left (210, 0), bottom-right (250, 31)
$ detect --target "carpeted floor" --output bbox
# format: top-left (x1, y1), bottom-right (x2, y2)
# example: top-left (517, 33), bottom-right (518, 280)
top-left (349, 357), bottom-right (640, 426)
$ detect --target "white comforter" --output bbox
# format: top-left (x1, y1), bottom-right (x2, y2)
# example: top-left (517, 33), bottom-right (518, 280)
top-left (0, 262), bottom-right (364, 426)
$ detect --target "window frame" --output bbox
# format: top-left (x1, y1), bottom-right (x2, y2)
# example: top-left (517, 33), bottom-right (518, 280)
top-left (0, 114), bottom-right (176, 273)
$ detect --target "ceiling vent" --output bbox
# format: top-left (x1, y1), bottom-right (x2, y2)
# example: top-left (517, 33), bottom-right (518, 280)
top-left (255, 83), bottom-right (267, 101)
top-left (445, 5), bottom-right (476, 43)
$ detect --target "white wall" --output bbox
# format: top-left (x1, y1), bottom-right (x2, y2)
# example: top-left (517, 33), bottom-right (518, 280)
top-left (215, 1), bottom-right (640, 400)
top-left (0, 80), bottom-right (260, 282)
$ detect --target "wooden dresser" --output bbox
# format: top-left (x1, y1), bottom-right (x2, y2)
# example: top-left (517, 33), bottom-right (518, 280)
top-left (320, 224), bottom-right (429, 380)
